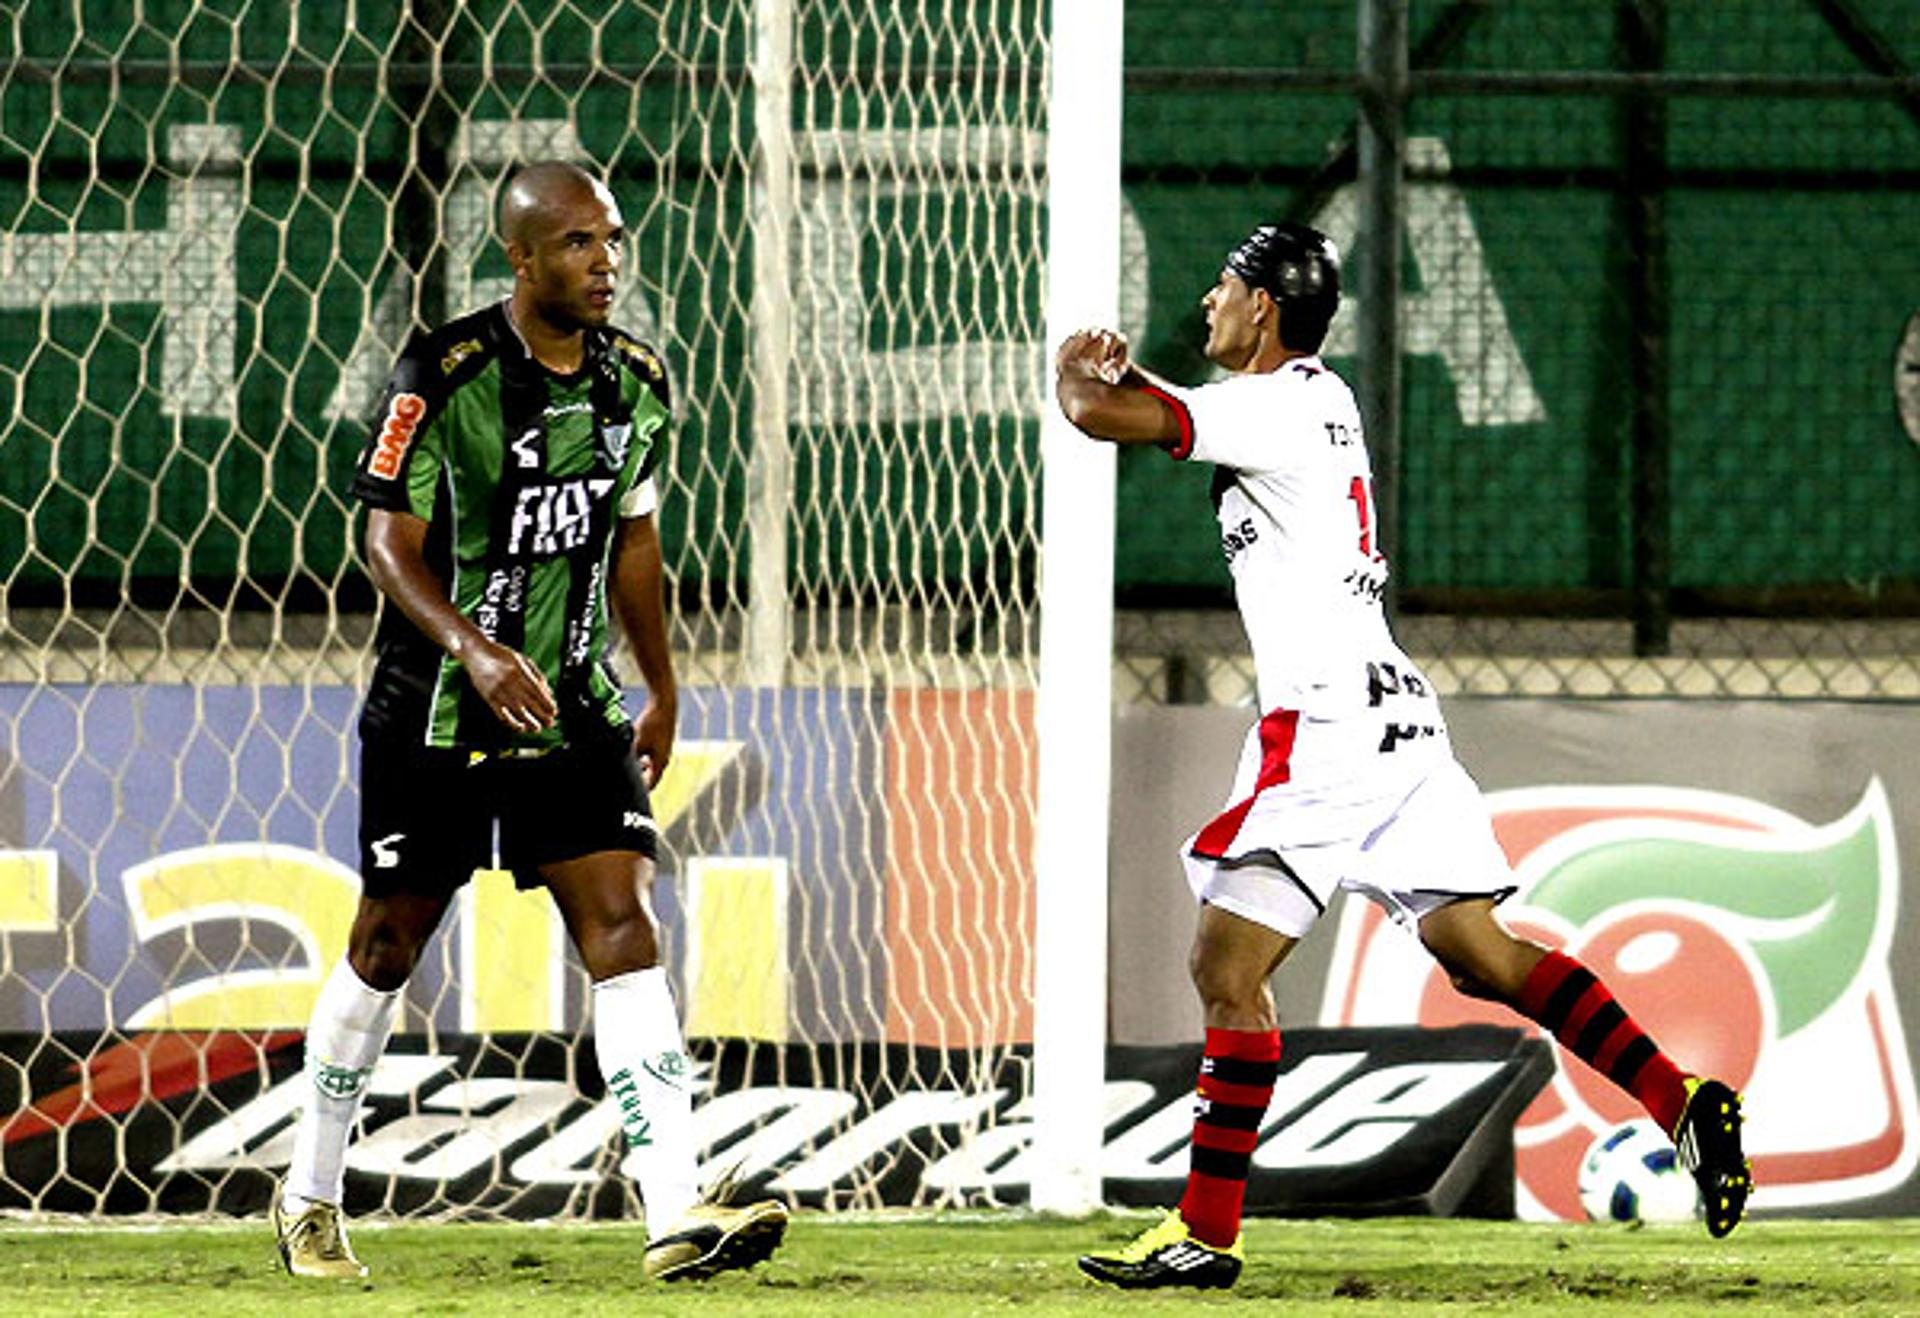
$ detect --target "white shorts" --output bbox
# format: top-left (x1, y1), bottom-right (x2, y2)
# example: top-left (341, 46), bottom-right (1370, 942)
top-left (1180, 707), bottom-right (1515, 938)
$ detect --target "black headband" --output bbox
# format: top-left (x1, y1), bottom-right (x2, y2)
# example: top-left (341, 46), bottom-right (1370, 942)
top-left (1225, 223), bottom-right (1335, 302)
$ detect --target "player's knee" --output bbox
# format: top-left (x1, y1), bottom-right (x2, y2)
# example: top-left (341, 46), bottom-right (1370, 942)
top-left (1187, 950), bottom-right (1260, 1017)
top-left (573, 905), bottom-right (660, 981)
top-left (1444, 969), bottom-right (1501, 1002)
top-left (350, 922), bottom-right (424, 993)
top-left (1422, 932), bottom-right (1535, 1004)
top-left (347, 896), bottom-right (446, 991)
top-left (1419, 936), bottom-right (1486, 998)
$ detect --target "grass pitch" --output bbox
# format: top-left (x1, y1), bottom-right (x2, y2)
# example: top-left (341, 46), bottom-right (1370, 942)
top-left (3, 1211), bottom-right (1916, 1315)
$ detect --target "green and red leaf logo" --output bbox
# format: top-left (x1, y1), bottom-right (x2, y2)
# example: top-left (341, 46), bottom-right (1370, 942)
top-left (1322, 779), bottom-right (1914, 1218)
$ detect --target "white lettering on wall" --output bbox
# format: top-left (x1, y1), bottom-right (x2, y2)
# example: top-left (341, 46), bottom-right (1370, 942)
top-left (0, 125), bottom-right (240, 418)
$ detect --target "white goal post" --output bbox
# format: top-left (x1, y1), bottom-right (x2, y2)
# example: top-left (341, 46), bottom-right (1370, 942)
top-left (1031, 0), bottom-right (1122, 1216)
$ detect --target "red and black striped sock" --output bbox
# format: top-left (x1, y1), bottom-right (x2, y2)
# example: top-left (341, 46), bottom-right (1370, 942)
top-left (1516, 949), bottom-right (1691, 1133)
top-left (1177, 1027), bottom-right (1281, 1249)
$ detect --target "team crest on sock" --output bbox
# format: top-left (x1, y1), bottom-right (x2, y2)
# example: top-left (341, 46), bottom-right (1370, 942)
top-left (311, 1060), bottom-right (373, 1100)
top-left (641, 1049), bottom-right (690, 1089)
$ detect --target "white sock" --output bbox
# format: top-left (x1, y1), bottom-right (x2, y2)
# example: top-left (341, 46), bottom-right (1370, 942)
top-left (283, 958), bottom-right (400, 1208)
top-left (593, 967), bottom-right (700, 1236)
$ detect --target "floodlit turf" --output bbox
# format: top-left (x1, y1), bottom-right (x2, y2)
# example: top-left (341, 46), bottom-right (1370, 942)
top-left (2, 1212), bottom-right (1916, 1315)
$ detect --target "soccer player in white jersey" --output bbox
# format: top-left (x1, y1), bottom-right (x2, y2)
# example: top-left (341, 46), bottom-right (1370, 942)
top-left (1055, 221), bottom-right (1749, 1290)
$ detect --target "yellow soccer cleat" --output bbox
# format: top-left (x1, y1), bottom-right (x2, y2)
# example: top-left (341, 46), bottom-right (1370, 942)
top-left (1078, 1210), bottom-right (1243, 1290)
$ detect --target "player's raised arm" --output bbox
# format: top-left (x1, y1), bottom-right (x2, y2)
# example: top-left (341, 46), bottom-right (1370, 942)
top-left (1054, 328), bottom-right (1186, 445)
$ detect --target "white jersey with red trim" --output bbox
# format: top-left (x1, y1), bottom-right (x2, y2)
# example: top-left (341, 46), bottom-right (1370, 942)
top-left (1155, 357), bottom-right (1425, 724)
top-left (1145, 357), bottom-right (1514, 935)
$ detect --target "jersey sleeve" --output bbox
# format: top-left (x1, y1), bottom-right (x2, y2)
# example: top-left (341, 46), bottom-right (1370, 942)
top-left (1157, 373), bottom-right (1312, 475)
top-left (634, 430), bottom-right (662, 486)
top-left (618, 476), bottom-right (659, 519)
top-left (611, 334), bottom-right (671, 417)
top-left (611, 332), bottom-right (672, 491)
top-left (349, 336), bottom-right (447, 517)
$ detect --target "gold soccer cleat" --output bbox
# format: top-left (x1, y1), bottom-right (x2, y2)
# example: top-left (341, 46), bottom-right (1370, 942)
top-left (272, 1191), bottom-right (369, 1280)
top-left (642, 1183), bottom-right (789, 1282)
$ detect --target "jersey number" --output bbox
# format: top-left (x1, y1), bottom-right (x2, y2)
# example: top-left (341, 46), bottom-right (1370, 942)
top-left (1348, 476), bottom-right (1384, 562)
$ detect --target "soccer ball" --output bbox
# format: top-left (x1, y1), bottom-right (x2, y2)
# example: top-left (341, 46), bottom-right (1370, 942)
top-left (1577, 1120), bottom-right (1700, 1224)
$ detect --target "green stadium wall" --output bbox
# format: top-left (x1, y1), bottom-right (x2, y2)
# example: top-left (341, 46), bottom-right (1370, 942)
top-left (3, 1), bottom-right (1916, 604)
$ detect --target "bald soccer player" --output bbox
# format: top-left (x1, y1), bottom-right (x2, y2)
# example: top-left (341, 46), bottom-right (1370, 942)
top-left (273, 162), bottom-right (787, 1284)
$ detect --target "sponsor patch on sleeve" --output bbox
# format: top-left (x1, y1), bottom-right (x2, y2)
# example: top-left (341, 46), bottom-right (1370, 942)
top-left (367, 392), bottom-right (427, 480)
top-left (441, 338), bottom-right (482, 375)
top-left (613, 334), bottom-right (665, 382)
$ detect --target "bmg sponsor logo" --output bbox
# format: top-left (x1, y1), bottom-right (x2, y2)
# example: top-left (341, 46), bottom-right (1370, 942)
top-left (367, 392), bottom-right (426, 480)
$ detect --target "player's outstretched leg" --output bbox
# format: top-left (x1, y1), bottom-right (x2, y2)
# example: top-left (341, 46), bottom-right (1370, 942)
top-left (1513, 949), bottom-right (1752, 1235)
top-left (1421, 906), bottom-right (1753, 1237)
top-left (1078, 1210), bottom-right (1243, 1291)
top-left (1673, 1077), bottom-right (1751, 1237)
top-left (1512, 949), bottom-right (1693, 1130)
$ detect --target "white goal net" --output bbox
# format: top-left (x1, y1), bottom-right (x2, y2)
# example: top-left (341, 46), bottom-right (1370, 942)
top-left (0, 0), bottom-right (1050, 1215)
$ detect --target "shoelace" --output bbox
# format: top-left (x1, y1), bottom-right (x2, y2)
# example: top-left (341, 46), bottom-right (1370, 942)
top-left (301, 1209), bottom-right (351, 1261)
top-left (1116, 1217), bottom-right (1188, 1262)
top-left (699, 1160), bottom-right (749, 1208)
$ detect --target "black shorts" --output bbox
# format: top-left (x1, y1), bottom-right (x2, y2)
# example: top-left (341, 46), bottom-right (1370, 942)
top-left (358, 727), bottom-right (658, 899)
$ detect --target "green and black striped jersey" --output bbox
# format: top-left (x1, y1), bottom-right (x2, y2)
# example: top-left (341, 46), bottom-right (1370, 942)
top-left (350, 301), bottom-right (671, 751)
